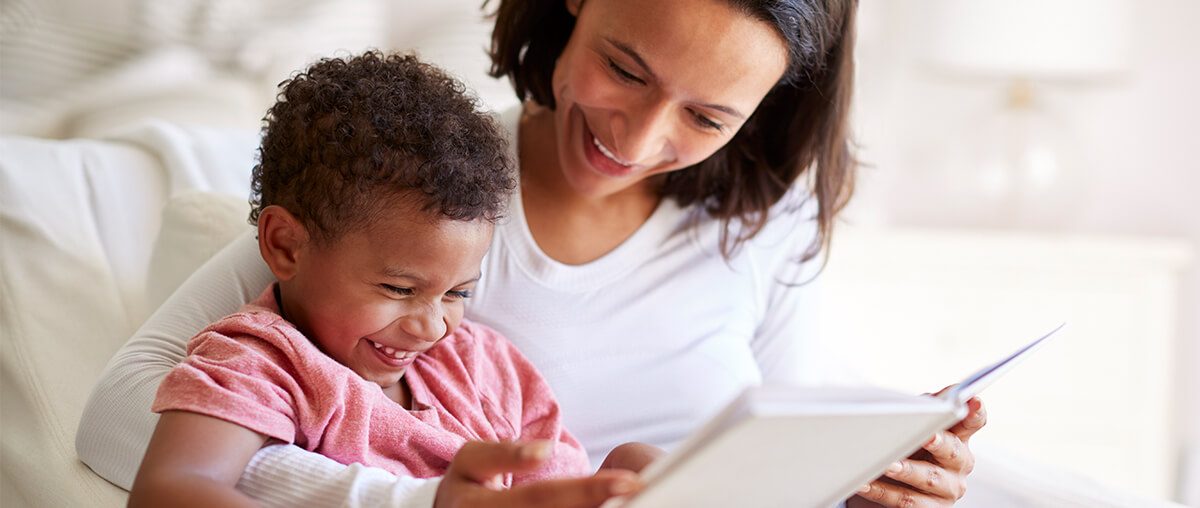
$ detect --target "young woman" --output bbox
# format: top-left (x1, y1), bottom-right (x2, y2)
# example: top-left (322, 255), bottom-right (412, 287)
top-left (78, 1), bottom-right (985, 507)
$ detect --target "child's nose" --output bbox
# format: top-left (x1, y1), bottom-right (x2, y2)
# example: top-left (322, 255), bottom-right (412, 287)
top-left (397, 306), bottom-right (447, 344)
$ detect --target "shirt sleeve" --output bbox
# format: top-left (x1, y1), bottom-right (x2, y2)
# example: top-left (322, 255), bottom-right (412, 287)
top-left (152, 321), bottom-right (304, 444)
top-left (239, 444), bottom-right (441, 508)
top-left (748, 193), bottom-right (859, 387)
top-left (75, 230), bottom-right (444, 508)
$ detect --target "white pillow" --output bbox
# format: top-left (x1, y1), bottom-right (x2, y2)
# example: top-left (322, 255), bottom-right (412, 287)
top-left (145, 190), bottom-right (253, 311)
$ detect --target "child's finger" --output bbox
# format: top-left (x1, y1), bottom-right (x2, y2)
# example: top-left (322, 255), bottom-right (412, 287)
top-left (445, 440), bottom-right (553, 484)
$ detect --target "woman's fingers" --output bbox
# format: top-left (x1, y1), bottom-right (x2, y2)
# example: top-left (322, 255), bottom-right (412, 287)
top-left (921, 431), bottom-right (974, 474)
top-left (882, 459), bottom-right (967, 500)
top-left (947, 397), bottom-right (987, 444)
top-left (856, 480), bottom-right (950, 508)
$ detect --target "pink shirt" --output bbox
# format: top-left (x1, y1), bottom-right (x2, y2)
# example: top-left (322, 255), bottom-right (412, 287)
top-left (153, 286), bottom-right (589, 484)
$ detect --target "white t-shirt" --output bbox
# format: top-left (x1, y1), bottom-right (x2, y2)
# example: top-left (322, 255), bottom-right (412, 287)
top-left (75, 105), bottom-right (836, 507)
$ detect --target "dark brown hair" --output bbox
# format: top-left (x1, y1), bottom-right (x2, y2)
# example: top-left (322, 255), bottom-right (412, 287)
top-left (488, 0), bottom-right (858, 262)
top-left (249, 50), bottom-right (514, 244)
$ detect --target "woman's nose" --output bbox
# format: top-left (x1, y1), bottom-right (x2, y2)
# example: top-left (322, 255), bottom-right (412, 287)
top-left (397, 304), bottom-right (447, 344)
top-left (612, 97), bottom-right (674, 164)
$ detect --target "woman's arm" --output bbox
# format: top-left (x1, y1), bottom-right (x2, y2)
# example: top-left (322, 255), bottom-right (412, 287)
top-left (77, 230), bottom-right (272, 488)
top-left (129, 411), bottom-right (267, 508)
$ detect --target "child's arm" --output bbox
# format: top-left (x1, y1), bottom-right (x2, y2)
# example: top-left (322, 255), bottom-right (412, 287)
top-left (129, 411), bottom-right (269, 507)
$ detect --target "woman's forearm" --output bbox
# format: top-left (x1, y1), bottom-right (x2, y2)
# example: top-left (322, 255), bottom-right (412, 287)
top-left (239, 444), bottom-right (440, 508)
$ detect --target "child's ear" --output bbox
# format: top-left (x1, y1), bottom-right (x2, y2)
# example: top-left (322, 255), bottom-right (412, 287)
top-left (257, 205), bottom-right (309, 281)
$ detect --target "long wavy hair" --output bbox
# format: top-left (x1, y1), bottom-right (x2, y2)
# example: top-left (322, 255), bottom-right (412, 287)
top-left (488, 0), bottom-right (858, 263)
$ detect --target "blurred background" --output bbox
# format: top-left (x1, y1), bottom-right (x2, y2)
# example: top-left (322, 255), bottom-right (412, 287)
top-left (2, 0), bottom-right (1196, 505)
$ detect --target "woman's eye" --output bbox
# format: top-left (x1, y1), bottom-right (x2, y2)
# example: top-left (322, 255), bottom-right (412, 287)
top-left (689, 109), bottom-right (723, 131)
top-left (382, 284), bottom-right (413, 296)
top-left (446, 290), bottom-right (473, 300)
top-left (608, 59), bottom-right (644, 85)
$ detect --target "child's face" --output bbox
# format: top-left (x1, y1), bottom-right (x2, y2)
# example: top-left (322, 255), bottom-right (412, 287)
top-left (279, 208), bottom-right (493, 391)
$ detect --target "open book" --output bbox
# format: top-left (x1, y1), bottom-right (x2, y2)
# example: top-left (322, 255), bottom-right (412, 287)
top-left (612, 323), bottom-right (1065, 508)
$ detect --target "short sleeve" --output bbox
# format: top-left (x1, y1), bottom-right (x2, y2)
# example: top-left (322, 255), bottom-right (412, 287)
top-left (152, 319), bottom-right (303, 444)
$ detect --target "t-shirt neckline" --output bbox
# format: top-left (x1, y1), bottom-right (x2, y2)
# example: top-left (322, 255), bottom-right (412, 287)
top-left (496, 105), bottom-right (683, 292)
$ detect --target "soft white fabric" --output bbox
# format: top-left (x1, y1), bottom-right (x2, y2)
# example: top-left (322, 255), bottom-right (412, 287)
top-left (0, 0), bottom-right (390, 139)
top-left (0, 136), bottom-right (164, 506)
top-left (145, 191), bottom-right (249, 310)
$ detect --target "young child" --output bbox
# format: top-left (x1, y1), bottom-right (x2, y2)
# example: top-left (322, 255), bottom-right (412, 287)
top-left (129, 51), bottom-right (648, 506)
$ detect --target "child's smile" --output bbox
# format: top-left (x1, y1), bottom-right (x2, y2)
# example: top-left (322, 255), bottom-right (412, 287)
top-left (263, 197), bottom-right (494, 394)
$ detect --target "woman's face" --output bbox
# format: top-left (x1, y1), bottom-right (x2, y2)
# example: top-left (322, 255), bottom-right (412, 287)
top-left (548, 0), bottom-right (789, 200)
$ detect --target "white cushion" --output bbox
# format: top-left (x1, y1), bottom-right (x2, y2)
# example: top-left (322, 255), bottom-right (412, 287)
top-left (146, 191), bottom-right (252, 311)
top-left (0, 136), bottom-right (155, 506)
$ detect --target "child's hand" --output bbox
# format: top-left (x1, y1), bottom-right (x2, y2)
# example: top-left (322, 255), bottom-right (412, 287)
top-left (598, 442), bottom-right (664, 473)
top-left (436, 441), bottom-right (642, 508)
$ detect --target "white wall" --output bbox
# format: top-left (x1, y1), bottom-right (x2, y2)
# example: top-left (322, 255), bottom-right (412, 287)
top-left (851, 0), bottom-right (1200, 502)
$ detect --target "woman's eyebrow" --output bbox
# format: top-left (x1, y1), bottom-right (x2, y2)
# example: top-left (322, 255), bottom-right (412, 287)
top-left (605, 37), bottom-right (655, 79)
top-left (604, 37), bottom-right (746, 120)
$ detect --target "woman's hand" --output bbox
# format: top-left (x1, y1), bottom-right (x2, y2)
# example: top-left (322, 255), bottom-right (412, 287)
top-left (849, 394), bottom-right (987, 508)
top-left (435, 441), bottom-right (642, 508)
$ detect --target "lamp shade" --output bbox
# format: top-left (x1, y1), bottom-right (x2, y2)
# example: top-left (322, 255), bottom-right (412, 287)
top-left (927, 0), bottom-right (1132, 81)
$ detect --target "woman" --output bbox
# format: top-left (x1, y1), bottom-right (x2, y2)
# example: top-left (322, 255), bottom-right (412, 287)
top-left (77, 0), bottom-right (985, 506)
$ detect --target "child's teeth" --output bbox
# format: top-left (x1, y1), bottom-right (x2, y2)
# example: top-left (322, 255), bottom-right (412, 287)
top-left (369, 340), bottom-right (415, 360)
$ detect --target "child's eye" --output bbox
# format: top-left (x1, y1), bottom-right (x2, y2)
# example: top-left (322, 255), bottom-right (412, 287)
top-left (381, 284), bottom-right (413, 296)
top-left (446, 290), bottom-right (473, 300)
top-left (607, 59), bottom-right (644, 85)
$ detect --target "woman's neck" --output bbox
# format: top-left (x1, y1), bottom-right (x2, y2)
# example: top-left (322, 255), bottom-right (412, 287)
top-left (518, 106), bottom-right (661, 265)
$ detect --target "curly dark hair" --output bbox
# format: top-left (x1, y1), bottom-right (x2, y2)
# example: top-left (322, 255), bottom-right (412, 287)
top-left (249, 50), bottom-right (514, 244)
top-left (488, 0), bottom-right (857, 262)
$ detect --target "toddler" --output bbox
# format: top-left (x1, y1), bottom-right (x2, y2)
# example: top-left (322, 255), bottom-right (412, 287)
top-left (129, 51), bottom-right (648, 506)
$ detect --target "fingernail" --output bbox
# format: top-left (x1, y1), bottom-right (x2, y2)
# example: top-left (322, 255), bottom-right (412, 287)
top-left (857, 484), bottom-right (871, 493)
top-left (887, 462), bottom-right (903, 474)
top-left (520, 441), bottom-right (552, 461)
top-left (927, 433), bottom-right (941, 447)
top-left (611, 478), bottom-right (638, 495)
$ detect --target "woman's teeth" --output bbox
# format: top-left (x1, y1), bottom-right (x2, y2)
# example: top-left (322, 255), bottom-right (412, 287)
top-left (370, 340), bottom-right (417, 361)
top-left (592, 135), bottom-right (632, 167)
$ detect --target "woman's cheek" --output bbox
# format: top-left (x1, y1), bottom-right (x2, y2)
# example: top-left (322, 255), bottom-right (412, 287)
top-left (568, 61), bottom-right (622, 108)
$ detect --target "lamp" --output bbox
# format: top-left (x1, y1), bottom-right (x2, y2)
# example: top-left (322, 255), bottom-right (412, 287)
top-left (923, 0), bottom-right (1132, 228)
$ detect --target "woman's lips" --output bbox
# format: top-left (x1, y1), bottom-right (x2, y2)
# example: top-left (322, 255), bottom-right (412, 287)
top-left (580, 115), bottom-right (637, 178)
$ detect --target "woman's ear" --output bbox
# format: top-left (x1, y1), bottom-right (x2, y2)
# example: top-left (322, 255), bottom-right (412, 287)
top-left (257, 205), bottom-right (309, 281)
top-left (565, 0), bottom-right (582, 17)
